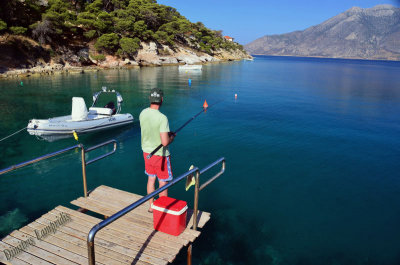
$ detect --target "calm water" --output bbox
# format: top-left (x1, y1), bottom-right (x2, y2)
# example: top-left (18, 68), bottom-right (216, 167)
top-left (1, 56), bottom-right (400, 265)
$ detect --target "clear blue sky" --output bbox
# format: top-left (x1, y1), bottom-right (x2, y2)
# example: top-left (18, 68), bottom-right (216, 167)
top-left (157, 0), bottom-right (400, 45)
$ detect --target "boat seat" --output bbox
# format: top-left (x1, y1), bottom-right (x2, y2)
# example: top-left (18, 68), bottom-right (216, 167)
top-left (89, 107), bottom-right (113, 116)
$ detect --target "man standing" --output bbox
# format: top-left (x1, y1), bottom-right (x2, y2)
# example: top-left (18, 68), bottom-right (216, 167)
top-left (139, 88), bottom-right (175, 212)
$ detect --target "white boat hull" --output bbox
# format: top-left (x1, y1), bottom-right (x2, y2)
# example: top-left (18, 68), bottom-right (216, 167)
top-left (179, 65), bottom-right (202, 71)
top-left (27, 113), bottom-right (133, 136)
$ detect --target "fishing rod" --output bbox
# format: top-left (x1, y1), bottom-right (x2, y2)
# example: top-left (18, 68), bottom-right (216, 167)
top-left (146, 99), bottom-right (223, 159)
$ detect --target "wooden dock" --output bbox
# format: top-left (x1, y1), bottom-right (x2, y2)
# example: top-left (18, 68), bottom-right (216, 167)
top-left (0, 185), bottom-right (211, 265)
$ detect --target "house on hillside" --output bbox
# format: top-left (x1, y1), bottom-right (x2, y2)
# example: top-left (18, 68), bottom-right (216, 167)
top-left (224, 36), bottom-right (234, 42)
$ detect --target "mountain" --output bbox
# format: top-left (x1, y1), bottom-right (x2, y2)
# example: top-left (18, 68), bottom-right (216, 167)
top-left (245, 5), bottom-right (400, 61)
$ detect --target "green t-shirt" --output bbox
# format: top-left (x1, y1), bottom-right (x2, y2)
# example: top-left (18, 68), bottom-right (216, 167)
top-left (139, 107), bottom-right (170, 156)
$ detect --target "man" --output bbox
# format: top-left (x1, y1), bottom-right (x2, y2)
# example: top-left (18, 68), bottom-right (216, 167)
top-left (139, 88), bottom-right (175, 212)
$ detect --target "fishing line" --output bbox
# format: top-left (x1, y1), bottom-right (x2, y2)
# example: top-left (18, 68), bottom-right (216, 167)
top-left (0, 127), bottom-right (27, 142)
top-left (146, 99), bottom-right (225, 159)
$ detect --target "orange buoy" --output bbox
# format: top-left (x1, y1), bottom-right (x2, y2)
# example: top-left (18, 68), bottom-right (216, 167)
top-left (235, 93), bottom-right (237, 99)
top-left (203, 100), bottom-right (208, 109)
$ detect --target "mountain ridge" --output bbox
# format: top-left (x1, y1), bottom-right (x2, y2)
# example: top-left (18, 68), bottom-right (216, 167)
top-left (245, 5), bottom-right (400, 61)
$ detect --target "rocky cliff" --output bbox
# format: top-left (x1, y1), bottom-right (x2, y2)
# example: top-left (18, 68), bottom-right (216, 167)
top-left (0, 35), bottom-right (250, 78)
top-left (245, 5), bottom-right (400, 60)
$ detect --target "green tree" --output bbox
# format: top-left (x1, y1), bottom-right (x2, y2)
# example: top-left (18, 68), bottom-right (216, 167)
top-left (119, 37), bottom-right (140, 57)
top-left (43, 0), bottom-right (77, 35)
top-left (133, 20), bottom-right (147, 37)
top-left (83, 30), bottom-right (97, 39)
top-left (0, 20), bottom-right (7, 31)
top-left (95, 33), bottom-right (119, 52)
top-left (9, 26), bottom-right (27, 35)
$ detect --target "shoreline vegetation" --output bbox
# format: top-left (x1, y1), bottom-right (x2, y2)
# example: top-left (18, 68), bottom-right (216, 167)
top-left (0, 38), bottom-right (251, 79)
top-left (0, 0), bottom-right (251, 79)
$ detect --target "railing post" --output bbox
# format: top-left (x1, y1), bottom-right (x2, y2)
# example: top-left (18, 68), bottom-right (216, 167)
top-left (193, 170), bottom-right (200, 230)
top-left (188, 170), bottom-right (200, 265)
top-left (81, 146), bottom-right (88, 198)
top-left (87, 237), bottom-right (95, 265)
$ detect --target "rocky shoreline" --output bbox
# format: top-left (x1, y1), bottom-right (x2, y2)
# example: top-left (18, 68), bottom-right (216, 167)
top-left (0, 41), bottom-right (252, 79)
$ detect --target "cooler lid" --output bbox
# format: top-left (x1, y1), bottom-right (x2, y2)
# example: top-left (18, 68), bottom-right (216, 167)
top-left (153, 196), bottom-right (187, 212)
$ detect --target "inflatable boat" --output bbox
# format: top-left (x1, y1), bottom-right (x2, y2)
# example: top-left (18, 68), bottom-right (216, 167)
top-left (178, 64), bottom-right (202, 71)
top-left (27, 87), bottom-right (133, 138)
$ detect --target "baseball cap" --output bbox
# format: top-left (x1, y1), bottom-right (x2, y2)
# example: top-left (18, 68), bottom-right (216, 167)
top-left (149, 88), bottom-right (164, 103)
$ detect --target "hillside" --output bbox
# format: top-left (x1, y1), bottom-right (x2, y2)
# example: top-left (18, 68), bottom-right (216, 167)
top-left (245, 5), bottom-right (400, 61)
top-left (0, 0), bottom-right (250, 75)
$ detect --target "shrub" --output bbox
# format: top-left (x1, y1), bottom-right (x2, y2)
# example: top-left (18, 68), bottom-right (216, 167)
top-left (0, 20), bottom-right (7, 31)
top-left (119, 37), bottom-right (140, 57)
top-left (84, 30), bottom-right (97, 39)
top-left (95, 33), bottom-right (119, 52)
top-left (10, 26), bottom-right (27, 35)
top-left (91, 54), bottom-right (106, 62)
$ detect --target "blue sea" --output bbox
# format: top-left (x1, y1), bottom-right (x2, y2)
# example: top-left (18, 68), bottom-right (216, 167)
top-left (1, 56), bottom-right (400, 265)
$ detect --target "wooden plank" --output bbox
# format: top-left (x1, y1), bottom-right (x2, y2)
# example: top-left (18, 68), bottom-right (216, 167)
top-left (71, 198), bottom-right (192, 243)
top-left (94, 185), bottom-right (212, 226)
top-left (18, 226), bottom-right (107, 265)
top-left (36, 215), bottom-right (167, 265)
top-left (2, 235), bottom-right (79, 265)
top-left (70, 199), bottom-right (192, 246)
top-left (71, 197), bottom-right (200, 242)
top-left (52, 208), bottom-right (179, 256)
top-left (91, 185), bottom-right (211, 229)
top-left (81, 196), bottom-right (199, 240)
top-left (25, 221), bottom-right (138, 265)
top-left (0, 185), bottom-right (212, 265)
top-left (56, 206), bottom-right (184, 251)
top-left (0, 241), bottom-right (32, 265)
top-left (10, 230), bottom-right (88, 265)
top-left (40, 212), bottom-right (169, 265)
top-left (47, 210), bottom-right (176, 263)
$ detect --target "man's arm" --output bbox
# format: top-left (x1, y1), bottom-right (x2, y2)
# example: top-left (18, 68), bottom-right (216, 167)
top-left (160, 132), bottom-right (175, 146)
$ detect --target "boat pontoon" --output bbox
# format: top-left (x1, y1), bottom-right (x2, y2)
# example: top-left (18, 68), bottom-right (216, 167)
top-left (178, 64), bottom-right (202, 71)
top-left (27, 87), bottom-right (133, 138)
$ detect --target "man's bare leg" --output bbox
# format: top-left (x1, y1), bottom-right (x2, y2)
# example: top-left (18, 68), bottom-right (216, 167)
top-left (159, 180), bottom-right (168, 198)
top-left (147, 176), bottom-right (156, 212)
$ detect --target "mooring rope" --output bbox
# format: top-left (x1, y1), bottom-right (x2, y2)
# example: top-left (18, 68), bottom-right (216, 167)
top-left (0, 127), bottom-right (27, 142)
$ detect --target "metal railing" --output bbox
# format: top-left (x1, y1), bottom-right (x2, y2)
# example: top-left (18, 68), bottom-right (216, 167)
top-left (87, 157), bottom-right (226, 265)
top-left (0, 144), bottom-right (81, 175)
top-left (0, 139), bottom-right (117, 197)
top-left (81, 140), bottom-right (117, 197)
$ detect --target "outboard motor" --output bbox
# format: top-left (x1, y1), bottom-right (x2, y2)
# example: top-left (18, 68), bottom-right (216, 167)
top-left (104, 101), bottom-right (116, 115)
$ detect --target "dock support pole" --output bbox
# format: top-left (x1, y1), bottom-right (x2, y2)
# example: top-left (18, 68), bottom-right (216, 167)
top-left (81, 147), bottom-right (88, 197)
top-left (187, 243), bottom-right (192, 265)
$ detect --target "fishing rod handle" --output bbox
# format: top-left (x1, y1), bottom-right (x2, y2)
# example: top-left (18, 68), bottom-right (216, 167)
top-left (146, 144), bottom-right (162, 159)
top-left (146, 131), bottom-right (176, 159)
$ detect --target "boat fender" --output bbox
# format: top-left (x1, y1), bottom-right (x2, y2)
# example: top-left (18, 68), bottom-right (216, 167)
top-left (185, 165), bottom-right (196, 191)
top-left (73, 131), bottom-right (79, 141)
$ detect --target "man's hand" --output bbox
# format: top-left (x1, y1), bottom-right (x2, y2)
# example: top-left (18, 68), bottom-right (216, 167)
top-left (160, 131), bottom-right (176, 146)
top-left (168, 132), bottom-right (176, 143)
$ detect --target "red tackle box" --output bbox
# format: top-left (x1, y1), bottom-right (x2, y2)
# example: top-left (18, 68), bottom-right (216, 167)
top-left (151, 196), bottom-right (188, 236)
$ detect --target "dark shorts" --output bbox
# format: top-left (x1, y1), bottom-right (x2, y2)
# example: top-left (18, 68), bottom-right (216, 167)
top-left (143, 152), bottom-right (173, 181)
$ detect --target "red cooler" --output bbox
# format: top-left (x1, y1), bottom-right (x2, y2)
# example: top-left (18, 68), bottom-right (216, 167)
top-left (151, 196), bottom-right (188, 236)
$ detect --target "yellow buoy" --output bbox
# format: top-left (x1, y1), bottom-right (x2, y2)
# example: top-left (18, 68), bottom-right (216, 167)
top-left (73, 131), bottom-right (79, 141)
